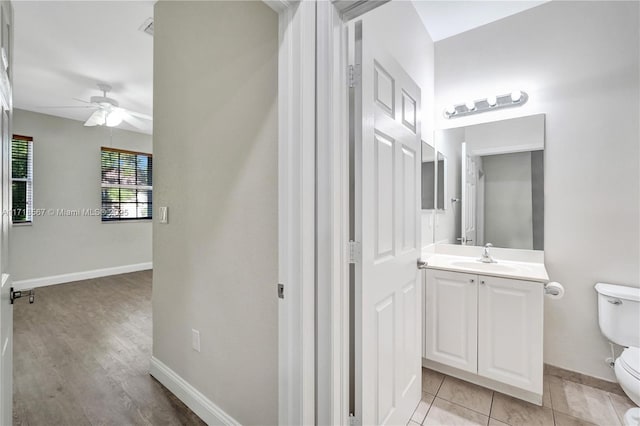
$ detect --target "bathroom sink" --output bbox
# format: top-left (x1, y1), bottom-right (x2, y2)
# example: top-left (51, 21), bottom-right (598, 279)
top-left (449, 260), bottom-right (521, 274)
top-left (423, 252), bottom-right (549, 282)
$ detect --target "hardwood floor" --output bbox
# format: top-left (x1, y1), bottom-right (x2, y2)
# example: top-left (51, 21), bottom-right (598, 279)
top-left (13, 271), bottom-right (205, 426)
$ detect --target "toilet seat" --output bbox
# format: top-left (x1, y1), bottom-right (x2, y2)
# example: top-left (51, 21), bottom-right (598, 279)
top-left (621, 347), bottom-right (640, 381)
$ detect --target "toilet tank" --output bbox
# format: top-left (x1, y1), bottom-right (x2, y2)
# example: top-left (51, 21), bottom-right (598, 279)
top-left (595, 283), bottom-right (640, 347)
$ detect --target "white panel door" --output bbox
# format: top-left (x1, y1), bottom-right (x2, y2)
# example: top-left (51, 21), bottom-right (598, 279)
top-left (478, 275), bottom-right (543, 394)
top-left (424, 269), bottom-right (478, 373)
top-left (353, 20), bottom-right (422, 426)
top-left (0, 2), bottom-right (12, 425)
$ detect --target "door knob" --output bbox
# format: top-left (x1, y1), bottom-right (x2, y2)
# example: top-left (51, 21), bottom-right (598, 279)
top-left (417, 259), bottom-right (428, 270)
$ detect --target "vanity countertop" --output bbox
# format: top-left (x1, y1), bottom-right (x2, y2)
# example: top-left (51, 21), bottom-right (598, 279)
top-left (422, 245), bottom-right (549, 283)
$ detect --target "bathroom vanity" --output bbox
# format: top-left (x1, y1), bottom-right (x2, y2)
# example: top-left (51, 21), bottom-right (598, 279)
top-left (420, 114), bottom-right (551, 404)
top-left (421, 245), bottom-right (549, 405)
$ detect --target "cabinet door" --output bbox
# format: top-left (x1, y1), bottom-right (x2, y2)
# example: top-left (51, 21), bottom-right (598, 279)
top-left (478, 276), bottom-right (543, 394)
top-left (425, 269), bottom-right (478, 373)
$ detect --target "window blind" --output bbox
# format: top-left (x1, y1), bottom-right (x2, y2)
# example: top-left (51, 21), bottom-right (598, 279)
top-left (101, 147), bottom-right (152, 221)
top-left (11, 135), bottom-right (33, 223)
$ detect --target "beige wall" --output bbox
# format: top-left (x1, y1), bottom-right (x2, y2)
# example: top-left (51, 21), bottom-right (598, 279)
top-left (152, 2), bottom-right (278, 424)
top-left (11, 109), bottom-right (152, 282)
top-left (435, 1), bottom-right (639, 380)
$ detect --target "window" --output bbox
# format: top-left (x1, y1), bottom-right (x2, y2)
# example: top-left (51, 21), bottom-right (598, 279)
top-left (101, 147), bottom-right (152, 221)
top-left (11, 135), bottom-right (33, 224)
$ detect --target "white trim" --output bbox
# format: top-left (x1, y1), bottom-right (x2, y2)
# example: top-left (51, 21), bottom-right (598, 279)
top-left (469, 143), bottom-right (543, 157)
top-left (265, 1), bottom-right (392, 424)
top-left (316, 2), bottom-right (350, 425)
top-left (274, 2), bottom-right (316, 425)
top-left (149, 356), bottom-right (240, 426)
top-left (332, 0), bottom-right (390, 20)
top-left (12, 262), bottom-right (152, 290)
top-left (263, 0), bottom-right (297, 13)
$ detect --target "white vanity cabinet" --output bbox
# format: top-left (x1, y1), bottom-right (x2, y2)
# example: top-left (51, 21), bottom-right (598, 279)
top-left (477, 275), bottom-right (543, 393)
top-left (424, 269), bottom-right (544, 400)
top-left (424, 270), bottom-right (478, 373)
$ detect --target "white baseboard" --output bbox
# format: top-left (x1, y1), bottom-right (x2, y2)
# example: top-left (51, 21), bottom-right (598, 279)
top-left (12, 262), bottom-right (153, 290)
top-left (149, 356), bottom-right (240, 426)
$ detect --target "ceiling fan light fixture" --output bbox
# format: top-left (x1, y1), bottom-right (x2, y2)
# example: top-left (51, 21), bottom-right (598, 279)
top-left (106, 109), bottom-right (124, 127)
top-left (65, 83), bottom-right (153, 129)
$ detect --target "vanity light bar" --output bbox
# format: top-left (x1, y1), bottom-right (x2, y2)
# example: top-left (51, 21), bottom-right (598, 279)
top-left (443, 91), bottom-right (529, 119)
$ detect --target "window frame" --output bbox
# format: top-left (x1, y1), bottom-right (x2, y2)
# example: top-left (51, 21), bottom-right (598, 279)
top-left (100, 147), bottom-right (153, 222)
top-left (11, 134), bottom-right (33, 225)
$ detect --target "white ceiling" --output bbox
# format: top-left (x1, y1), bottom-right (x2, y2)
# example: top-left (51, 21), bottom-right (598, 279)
top-left (12, 0), bottom-right (547, 137)
top-left (412, 0), bottom-right (549, 42)
top-left (13, 1), bottom-right (154, 134)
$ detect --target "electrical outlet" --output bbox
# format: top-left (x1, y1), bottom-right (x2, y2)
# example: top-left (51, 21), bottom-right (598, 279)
top-left (192, 329), bottom-right (201, 352)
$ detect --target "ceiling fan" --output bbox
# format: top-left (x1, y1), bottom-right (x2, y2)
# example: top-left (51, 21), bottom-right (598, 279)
top-left (42, 83), bottom-right (152, 129)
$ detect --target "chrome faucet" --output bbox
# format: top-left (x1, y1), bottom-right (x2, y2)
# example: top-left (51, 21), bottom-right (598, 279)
top-left (479, 243), bottom-right (496, 263)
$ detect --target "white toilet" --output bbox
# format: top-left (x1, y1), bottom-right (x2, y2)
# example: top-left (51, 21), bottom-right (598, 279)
top-left (596, 282), bottom-right (640, 426)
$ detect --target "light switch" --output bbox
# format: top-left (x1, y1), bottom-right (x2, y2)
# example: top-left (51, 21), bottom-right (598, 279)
top-left (192, 329), bottom-right (201, 352)
top-left (159, 206), bottom-right (168, 224)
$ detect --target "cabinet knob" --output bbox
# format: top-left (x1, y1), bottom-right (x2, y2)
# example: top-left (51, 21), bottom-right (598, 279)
top-left (481, 280), bottom-right (485, 285)
top-left (470, 279), bottom-right (475, 283)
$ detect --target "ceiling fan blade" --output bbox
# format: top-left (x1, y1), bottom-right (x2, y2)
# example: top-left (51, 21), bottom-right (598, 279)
top-left (72, 97), bottom-right (95, 105)
top-left (119, 110), bottom-right (146, 130)
top-left (84, 109), bottom-right (107, 127)
top-left (36, 105), bottom-right (96, 109)
top-left (122, 108), bottom-right (152, 121)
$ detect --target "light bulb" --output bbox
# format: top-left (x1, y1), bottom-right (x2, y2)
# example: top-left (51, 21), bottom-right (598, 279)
top-left (510, 90), bottom-right (522, 102)
top-left (465, 100), bottom-right (476, 111)
top-left (487, 95), bottom-right (497, 107)
top-left (445, 105), bottom-right (456, 116)
top-left (106, 109), bottom-right (124, 127)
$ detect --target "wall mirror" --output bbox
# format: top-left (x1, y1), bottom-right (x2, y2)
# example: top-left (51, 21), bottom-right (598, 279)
top-left (436, 152), bottom-right (446, 211)
top-left (421, 142), bottom-right (446, 212)
top-left (442, 114), bottom-right (545, 250)
top-left (421, 141), bottom-right (436, 210)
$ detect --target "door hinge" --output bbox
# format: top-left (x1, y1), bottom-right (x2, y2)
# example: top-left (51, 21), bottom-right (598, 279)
top-left (348, 65), bottom-right (359, 88)
top-left (278, 283), bottom-right (284, 299)
top-left (10, 287), bottom-right (35, 304)
top-left (348, 240), bottom-right (361, 264)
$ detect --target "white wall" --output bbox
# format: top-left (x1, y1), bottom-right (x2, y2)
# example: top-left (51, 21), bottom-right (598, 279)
top-left (361, 1), bottom-right (435, 247)
top-left (152, 2), bottom-right (278, 424)
top-left (435, 1), bottom-right (639, 380)
top-left (11, 109), bottom-right (152, 283)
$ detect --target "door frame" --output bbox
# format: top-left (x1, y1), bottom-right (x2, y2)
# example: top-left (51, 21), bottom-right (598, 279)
top-left (263, 2), bottom-right (317, 425)
top-left (264, 1), bottom-right (389, 424)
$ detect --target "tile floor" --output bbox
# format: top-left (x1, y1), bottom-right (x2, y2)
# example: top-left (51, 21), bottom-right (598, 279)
top-left (410, 368), bottom-right (636, 426)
